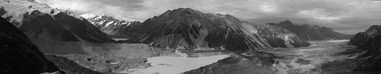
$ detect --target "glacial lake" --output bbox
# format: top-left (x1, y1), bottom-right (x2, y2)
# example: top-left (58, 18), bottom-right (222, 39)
top-left (128, 54), bottom-right (230, 74)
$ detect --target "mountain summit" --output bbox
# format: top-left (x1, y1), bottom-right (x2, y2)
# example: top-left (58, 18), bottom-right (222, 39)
top-left (83, 15), bottom-right (140, 36)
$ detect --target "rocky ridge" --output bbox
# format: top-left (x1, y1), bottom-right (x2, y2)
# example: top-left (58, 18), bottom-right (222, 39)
top-left (0, 0), bottom-right (114, 54)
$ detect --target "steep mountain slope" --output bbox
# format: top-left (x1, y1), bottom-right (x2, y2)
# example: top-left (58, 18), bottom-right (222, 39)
top-left (269, 20), bottom-right (352, 40)
top-left (0, 17), bottom-right (61, 74)
top-left (353, 35), bottom-right (381, 72)
top-left (0, 0), bottom-right (114, 54)
top-left (348, 25), bottom-right (381, 72)
top-left (93, 8), bottom-right (310, 50)
top-left (82, 15), bottom-right (140, 36)
top-left (348, 25), bottom-right (381, 46)
top-left (249, 22), bottom-right (310, 48)
top-left (121, 8), bottom-right (270, 52)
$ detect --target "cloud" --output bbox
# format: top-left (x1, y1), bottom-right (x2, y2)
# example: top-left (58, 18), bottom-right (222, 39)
top-left (35, 0), bottom-right (381, 34)
top-left (35, 0), bottom-right (144, 20)
top-left (298, 9), bottom-right (341, 21)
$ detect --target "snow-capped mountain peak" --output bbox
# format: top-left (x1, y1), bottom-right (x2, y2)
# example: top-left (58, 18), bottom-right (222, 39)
top-left (81, 14), bottom-right (141, 35)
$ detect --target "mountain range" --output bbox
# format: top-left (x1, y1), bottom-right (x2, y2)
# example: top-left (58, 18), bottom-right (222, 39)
top-left (269, 20), bottom-right (352, 40)
top-left (86, 8), bottom-right (311, 50)
top-left (83, 15), bottom-right (140, 38)
top-left (1, 0), bottom-right (370, 74)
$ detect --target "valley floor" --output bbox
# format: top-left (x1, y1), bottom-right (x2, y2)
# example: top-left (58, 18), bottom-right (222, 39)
top-left (265, 40), bottom-right (365, 74)
top-left (51, 40), bottom-right (374, 74)
top-left (124, 40), bottom-right (363, 74)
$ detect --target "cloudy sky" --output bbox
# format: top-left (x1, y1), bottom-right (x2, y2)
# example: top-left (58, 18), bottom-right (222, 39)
top-left (35, 0), bottom-right (381, 34)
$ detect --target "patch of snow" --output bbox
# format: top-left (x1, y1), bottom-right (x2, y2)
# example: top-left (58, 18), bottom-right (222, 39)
top-left (94, 16), bottom-right (102, 20)
top-left (121, 22), bottom-right (129, 25)
top-left (174, 50), bottom-right (187, 57)
top-left (105, 21), bottom-right (114, 27)
top-left (80, 14), bottom-right (97, 19)
top-left (99, 20), bottom-right (106, 25)
top-left (0, 0), bottom-right (84, 25)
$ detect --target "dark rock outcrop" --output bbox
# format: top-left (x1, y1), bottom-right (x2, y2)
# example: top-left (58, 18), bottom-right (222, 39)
top-left (353, 35), bottom-right (381, 72)
top-left (269, 20), bottom-right (352, 40)
top-left (0, 17), bottom-right (61, 74)
top-left (1, 0), bottom-right (114, 54)
top-left (348, 25), bottom-right (381, 72)
top-left (348, 32), bottom-right (369, 46)
top-left (348, 25), bottom-right (381, 46)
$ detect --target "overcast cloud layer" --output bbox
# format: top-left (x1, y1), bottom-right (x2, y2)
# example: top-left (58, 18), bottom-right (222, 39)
top-left (35, 0), bottom-right (381, 34)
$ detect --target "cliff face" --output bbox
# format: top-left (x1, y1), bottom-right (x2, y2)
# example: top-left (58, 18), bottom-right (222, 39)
top-left (269, 20), bottom-right (352, 40)
top-left (347, 25), bottom-right (381, 72)
top-left (0, 0), bottom-right (114, 54)
top-left (0, 17), bottom-right (61, 74)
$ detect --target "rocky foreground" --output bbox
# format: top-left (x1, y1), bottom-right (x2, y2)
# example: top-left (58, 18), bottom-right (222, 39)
top-left (0, 16), bottom-right (62, 74)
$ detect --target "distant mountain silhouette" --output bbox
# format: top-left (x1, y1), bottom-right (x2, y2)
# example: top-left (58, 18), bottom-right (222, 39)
top-left (269, 20), bottom-right (352, 40)
top-left (84, 15), bottom-right (140, 36)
